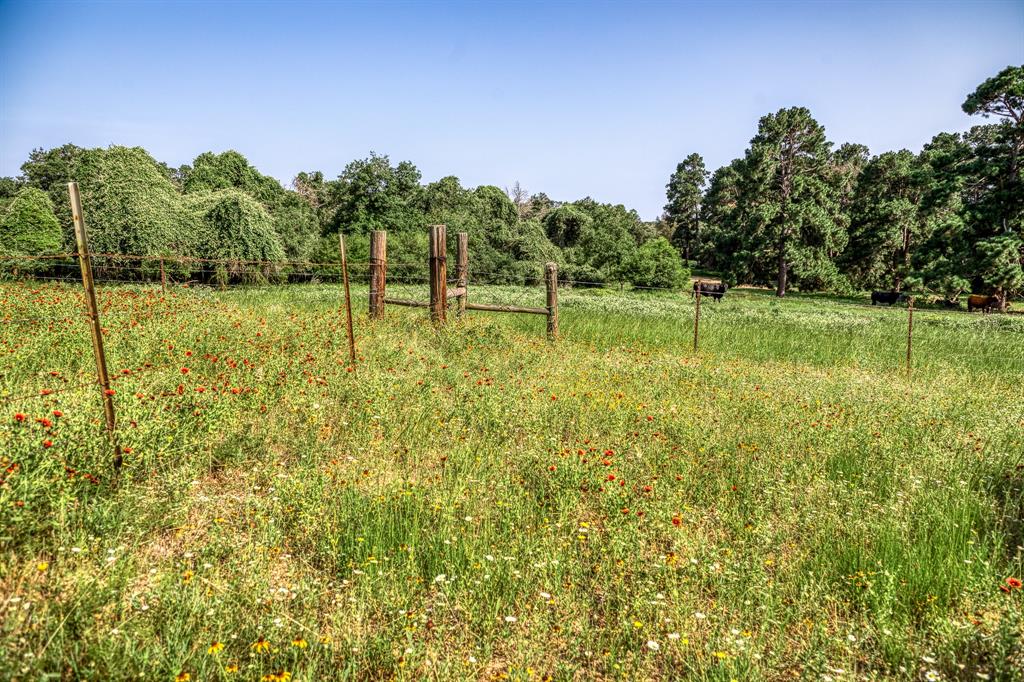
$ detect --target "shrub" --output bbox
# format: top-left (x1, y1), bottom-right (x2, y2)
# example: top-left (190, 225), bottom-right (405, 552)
top-left (621, 237), bottom-right (689, 289)
top-left (0, 188), bottom-right (64, 274)
top-left (187, 190), bottom-right (285, 281)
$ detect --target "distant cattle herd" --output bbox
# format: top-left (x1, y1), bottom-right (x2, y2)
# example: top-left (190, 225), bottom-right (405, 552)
top-left (689, 281), bottom-right (1011, 313)
top-left (869, 290), bottom-right (1010, 312)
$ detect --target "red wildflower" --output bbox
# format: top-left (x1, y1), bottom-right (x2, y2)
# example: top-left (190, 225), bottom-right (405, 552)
top-left (42, 439), bottom-right (53, 449)
top-left (13, 413), bottom-right (26, 423)
top-left (181, 367), bottom-right (190, 375)
top-left (672, 515), bottom-right (682, 526)
top-left (104, 389), bottom-right (116, 396)
top-left (1008, 577), bottom-right (1023, 589)
top-left (606, 474), bottom-right (615, 481)
top-left (36, 417), bottom-right (52, 428)
top-left (52, 410), bottom-right (62, 418)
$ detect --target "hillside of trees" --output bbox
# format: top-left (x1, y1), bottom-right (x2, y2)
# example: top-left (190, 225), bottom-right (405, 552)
top-left (0, 66), bottom-right (1020, 301)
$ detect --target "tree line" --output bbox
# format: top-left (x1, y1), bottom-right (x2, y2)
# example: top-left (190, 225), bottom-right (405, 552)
top-left (664, 65), bottom-right (1023, 303)
top-left (1, 66), bottom-right (1020, 299)
top-left (0, 149), bottom-right (686, 288)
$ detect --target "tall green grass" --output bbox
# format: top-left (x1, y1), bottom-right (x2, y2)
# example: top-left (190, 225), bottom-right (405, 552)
top-left (0, 281), bottom-right (1021, 681)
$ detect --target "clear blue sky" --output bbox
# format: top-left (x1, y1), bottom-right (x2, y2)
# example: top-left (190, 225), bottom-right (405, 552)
top-left (1, 1), bottom-right (1021, 219)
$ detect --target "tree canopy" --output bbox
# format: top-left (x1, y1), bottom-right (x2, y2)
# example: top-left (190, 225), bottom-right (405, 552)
top-left (4, 65), bottom-right (1021, 298)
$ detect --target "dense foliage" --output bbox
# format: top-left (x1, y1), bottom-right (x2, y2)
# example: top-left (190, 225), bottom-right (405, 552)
top-left (1, 66), bottom-right (1020, 296)
top-left (685, 65), bottom-right (1023, 303)
top-left (0, 188), bottom-right (63, 271)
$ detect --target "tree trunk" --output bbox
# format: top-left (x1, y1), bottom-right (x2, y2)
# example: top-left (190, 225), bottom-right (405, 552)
top-left (776, 249), bottom-right (788, 297)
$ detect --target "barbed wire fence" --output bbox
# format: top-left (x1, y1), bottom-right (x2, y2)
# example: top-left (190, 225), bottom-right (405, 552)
top-left (4, 198), bottom-right (1024, 477)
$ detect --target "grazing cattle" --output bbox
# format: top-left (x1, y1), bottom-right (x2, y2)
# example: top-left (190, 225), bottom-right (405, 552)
top-left (871, 291), bottom-right (906, 306)
top-left (967, 294), bottom-right (1001, 313)
top-left (693, 281), bottom-right (727, 302)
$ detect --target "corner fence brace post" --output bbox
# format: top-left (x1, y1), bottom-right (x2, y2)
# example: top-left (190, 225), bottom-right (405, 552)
top-left (369, 230), bottom-right (387, 319)
top-left (429, 225), bottom-right (447, 325)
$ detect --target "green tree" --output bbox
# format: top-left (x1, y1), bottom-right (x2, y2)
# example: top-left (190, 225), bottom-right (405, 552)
top-left (621, 236), bottom-right (689, 289)
top-left (19, 143), bottom-right (88, 229)
top-left (327, 153), bottom-right (423, 234)
top-left (741, 107), bottom-right (843, 296)
top-left (960, 66), bottom-right (1024, 304)
top-left (187, 190), bottom-right (285, 278)
top-left (73, 146), bottom-right (196, 257)
top-left (699, 159), bottom-right (745, 279)
top-left (0, 188), bottom-right (64, 272)
top-left (664, 153), bottom-right (708, 263)
top-left (843, 150), bottom-right (927, 290)
top-left (182, 151), bottom-right (320, 262)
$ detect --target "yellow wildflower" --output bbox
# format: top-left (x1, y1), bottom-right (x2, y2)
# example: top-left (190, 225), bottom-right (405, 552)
top-left (290, 637), bottom-right (308, 649)
top-left (207, 641), bottom-right (224, 655)
top-left (251, 637), bottom-right (271, 653)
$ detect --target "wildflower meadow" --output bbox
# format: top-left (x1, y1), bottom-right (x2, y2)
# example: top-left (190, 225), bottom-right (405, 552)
top-left (1, 281), bottom-right (1022, 681)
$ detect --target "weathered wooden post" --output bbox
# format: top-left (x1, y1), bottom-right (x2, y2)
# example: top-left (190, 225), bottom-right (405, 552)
top-left (455, 232), bottom-right (468, 316)
top-left (545, 262), bottom-right (559, 340)
top-left (906, 296), bottom-right (914, 375)
top-left (693, 280), bottom-right (702, 353)
top-left (428, 225), bottom-right (448, 325)
top-left (339, 233), bottom-right (356, 366)
top-left (159, 257), bottom-right (166, 294)
top-left (68, 182), bottom-right (122, 471)
top-left (369, 230), bottom-right (387, 319)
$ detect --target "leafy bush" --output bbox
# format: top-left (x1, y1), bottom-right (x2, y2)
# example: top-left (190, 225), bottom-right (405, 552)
top-left (187, 190), bottom-right (285, 280)
top-left (0, 188), bottom-right (63, 273)
top-left (620, 237), bottom-right (689, 289)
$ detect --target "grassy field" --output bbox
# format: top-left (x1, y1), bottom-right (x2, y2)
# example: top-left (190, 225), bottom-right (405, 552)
top-left (1, 280), bottom-right (1022, 681)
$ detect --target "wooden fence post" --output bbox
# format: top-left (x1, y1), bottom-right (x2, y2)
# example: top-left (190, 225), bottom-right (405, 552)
top-left (428, 225), bottom-right (448, 325)
top-left (339, 233), bottom-right (356, 366)
top-left (68, 182), bottom-right (122, 471)
top-left (693, 281), bottom-right (702, 353)
top-left (159, 257), bottom-right (166, 294)
top-left (455, 232), bottom-right (468, 316)
top-left (369, 230), bottom-right (387, 319)
top-left (906, 296), bottom-right (914, 375)
top-left (545, 262), bottom-right (559, 340)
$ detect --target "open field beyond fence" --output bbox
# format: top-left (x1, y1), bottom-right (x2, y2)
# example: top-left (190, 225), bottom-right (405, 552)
top-left (1, 280), bottom-right (1023, 681)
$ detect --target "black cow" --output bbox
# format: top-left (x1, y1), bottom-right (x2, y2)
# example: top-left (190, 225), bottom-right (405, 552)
top-left (693, 281), bottom-right (728, 302)
top-left (871, 291), bottom-right (906, 306)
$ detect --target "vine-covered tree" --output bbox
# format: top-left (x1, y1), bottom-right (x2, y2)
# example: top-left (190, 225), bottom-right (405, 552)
top-left (0, 188), bottom-right (64, 271)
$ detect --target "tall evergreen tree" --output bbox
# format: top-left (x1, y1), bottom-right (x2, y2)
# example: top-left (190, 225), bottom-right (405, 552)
top-left (740, 107), bottom-right (842, 296)
top-left (844, 150), bottom-right (927, 290)
top-left (663, 153), bottom-right (708, 263)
